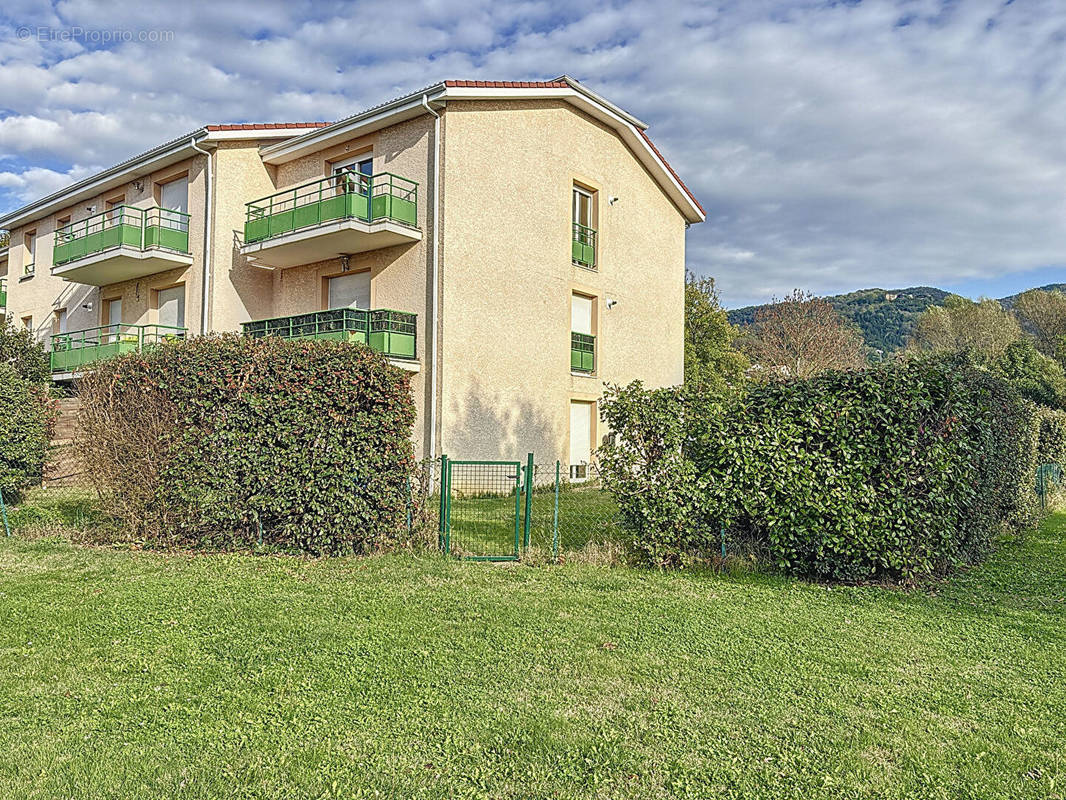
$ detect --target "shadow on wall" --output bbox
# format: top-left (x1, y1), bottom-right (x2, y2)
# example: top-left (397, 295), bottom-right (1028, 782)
top-left (446, 378), bottom-right (561, 462)
top-left (230, 231), bottom-right (275, 324)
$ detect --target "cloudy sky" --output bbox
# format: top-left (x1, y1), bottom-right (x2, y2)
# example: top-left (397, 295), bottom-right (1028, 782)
top-left (1, 0), bottom-right (1064, 307)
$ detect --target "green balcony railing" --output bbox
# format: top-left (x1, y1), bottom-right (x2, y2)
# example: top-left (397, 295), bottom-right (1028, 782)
top-left (571, 331), bottom-right (596, 372)
top-left (242, 308), bottom-right (417, 360)
top-left (244, 172), bottom-right (419, 244)
top-left (572, 223), bottom-right (597, 269)
top-left (50, 323), bottom-right (187, 373)
top-left (53, 206), bottom-right (191, 267)
top-left (0, 277), bottom-right (6, 309)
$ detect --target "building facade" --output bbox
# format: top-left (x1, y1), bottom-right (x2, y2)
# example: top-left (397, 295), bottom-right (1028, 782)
top-left (0, 77), bottom-right (704, 470)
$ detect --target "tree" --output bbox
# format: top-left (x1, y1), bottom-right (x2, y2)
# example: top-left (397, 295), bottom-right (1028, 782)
top-left (684, 272), bottom-right (747, 390)
top-left (910, 296), bottom-right (1021, 363)
top-left (992, 338), bottom-right (1066, 410)
top-left (741, 290), bottom-right (867, 379)
top-left (1012, 289), bottom-right (1066, 362)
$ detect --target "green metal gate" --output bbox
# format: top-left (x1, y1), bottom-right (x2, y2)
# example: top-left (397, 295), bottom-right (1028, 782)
top-left (439, 454), bottom-right (533, 561)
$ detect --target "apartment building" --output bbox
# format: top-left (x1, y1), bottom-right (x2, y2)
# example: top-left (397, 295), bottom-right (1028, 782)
top-left (0, 76), bottom-right (704, 470)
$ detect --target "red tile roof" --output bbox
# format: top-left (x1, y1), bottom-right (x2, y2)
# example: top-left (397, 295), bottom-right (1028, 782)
top-left (204, 122), bottom-right (330, 131)
top-left (638, 129), bottom-right (704, 216)
top-left (444, 80), bottom-right (570, 89)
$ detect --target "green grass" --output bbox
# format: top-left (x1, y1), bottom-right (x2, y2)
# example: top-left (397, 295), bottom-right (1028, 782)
top-left (0, 517), bottom-right (1064, 799)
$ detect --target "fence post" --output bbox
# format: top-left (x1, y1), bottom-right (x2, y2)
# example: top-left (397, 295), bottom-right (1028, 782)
top-left (523, 452), bottom-right (533, 549)
top-left (406, 475), bottom-right (413, 536)
top-left (438, 455), bottom-right (448, 553)
top-left (720, 523), bottom-right (726, 560)
top-left (552, 461), bottom-right (560, 562)
top-left (0, 491), bottom-right (9, 538)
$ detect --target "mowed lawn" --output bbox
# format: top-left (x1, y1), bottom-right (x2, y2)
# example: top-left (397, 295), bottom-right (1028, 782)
top-left (0, 518), bottom-right (1064, 799)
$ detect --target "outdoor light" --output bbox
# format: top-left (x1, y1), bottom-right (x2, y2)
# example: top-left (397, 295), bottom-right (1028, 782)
top-left (606, 298), bottom-right (618, 309)
top-left (608, 195), bottom-right (619, 205)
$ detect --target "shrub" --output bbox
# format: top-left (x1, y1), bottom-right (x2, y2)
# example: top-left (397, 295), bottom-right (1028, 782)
top-left (992, 339), bottom-right (1066, 409)
top-left (600, 354), bottom-right (1038, 581)
top-left (77, 334), bottom-right (416, 554)
top-left (0, 364), bottom-right (56, 504)
top-left (0, 315), bottom-right (50, 385)
top-left (1035, 406), bottom-right (1066, 465)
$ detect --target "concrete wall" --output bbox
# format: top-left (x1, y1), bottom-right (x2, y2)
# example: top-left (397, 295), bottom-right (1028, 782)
top-left (437, 99), bottom-right (687, 465)
top-left (3, 154), bottom-right (208, 341)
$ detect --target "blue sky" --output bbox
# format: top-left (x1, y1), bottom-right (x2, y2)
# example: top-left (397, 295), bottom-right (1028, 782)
top-left (1, 0), bottom-right (1064, 307)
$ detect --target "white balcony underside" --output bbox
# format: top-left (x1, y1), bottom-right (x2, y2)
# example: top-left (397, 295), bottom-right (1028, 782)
top-left (239, 219), bottom-right (422, 269)
top-left (52, 247), bottom-right (194, 286)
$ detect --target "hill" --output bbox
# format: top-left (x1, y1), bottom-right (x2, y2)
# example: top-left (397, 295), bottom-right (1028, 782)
top-left (728, 287), bottom-right (950, 353)
top-left (728, 283), bottom-right (1066, 353)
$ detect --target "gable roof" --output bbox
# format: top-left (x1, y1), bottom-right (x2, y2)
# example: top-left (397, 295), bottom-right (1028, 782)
top-left (260, 76), bottom-right (705, 223)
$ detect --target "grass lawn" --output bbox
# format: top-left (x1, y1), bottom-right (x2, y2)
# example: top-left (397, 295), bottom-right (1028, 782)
top-left (0, 517), bottom-right (1064, 798)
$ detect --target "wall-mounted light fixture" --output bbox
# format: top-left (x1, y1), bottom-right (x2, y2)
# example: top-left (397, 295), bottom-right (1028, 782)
top-left (606, 298), bottom-right (618, 309)
top-left (608, 196), bottom-right (619, 205)
top-left (340, 255), bottom-right (351, 272)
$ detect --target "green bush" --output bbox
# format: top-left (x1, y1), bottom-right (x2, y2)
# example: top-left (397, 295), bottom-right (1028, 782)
top-left (0, 315), bottom-right (50, 385)
top-left (0, 364), bottom-right (56, 504)
top-left (77, 334), bottom-right (416, 554)
top-left (1035, 406), bottom-right (1066, 465)
top-left (992, 338), bottom-right (1066, 409)
top-left (601, 355), bottom-right (1038, 581)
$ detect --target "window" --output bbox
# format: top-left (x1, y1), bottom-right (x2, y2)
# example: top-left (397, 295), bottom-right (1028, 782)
top-left (158, 177), bottom-right (188, 230)
top-left (333, 156), bottom-right (373, 196)
top-left (54, 308), bottom-right (68, 335)
top-left (156, 285), bottom-right (186, 329)
top-left (56, 215), bottom-right (73, 242)
top-left (20, 315), bottom-right (32, 332)
top-left (570, 293), bottom-right (595, 373)
top-left (23, 230), bottom-right (35, 275)
top-left (103, 298), bottom-right (122, 342)
top-left (572, 186), bottom-right (596, 269)
top-left (105, 195), bottom-right (125, 225)
top-left (327, 271), bottom-right (370, 310)
top-left (569, 401), bottom-right (594, 481)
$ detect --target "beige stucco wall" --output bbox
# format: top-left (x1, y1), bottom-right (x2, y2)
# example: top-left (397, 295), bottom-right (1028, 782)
top-left (265, 115), bottom-right (436, 459)
top-left (208, 142), bottom-right (279, 333)
top-left (3, 154), bottom-right (208, 343)
top-left (437, 99), bottom-right (687, 464)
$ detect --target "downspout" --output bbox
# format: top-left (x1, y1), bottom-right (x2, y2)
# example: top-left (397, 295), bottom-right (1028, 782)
top-left (190, 137), bottom-right (213, 335)
top-left (421, 94), bottom-right (441, 462)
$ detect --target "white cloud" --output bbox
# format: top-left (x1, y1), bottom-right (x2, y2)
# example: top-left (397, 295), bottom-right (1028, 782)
top-left (2, 0), bottom-right (1066, 303)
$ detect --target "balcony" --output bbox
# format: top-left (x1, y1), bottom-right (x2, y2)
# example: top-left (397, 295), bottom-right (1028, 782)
top-left (572, 223), bottom-right (597, 269)
top-left (50, 324), bottom-right (187, 375)
top-left (52, 207), bottom-right (193, 286)
top-left (242, 308), bottom-right (417, 360)
top-left (0, 278), bottom-right (6, 309)
top-left (571, 332), bottom-right (596, 373)
top-left (239, 173), bottom-right (422, 269)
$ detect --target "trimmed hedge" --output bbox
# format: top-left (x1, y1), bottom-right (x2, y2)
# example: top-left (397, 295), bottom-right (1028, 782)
top-left (1036, 406), bottom-right (1066, 465)
top-left (600, 354), bottom-right (1038, 581)
top-left (0, 364), bottom-right (55, 504)
top-left (77, 334), bottom-right (416, 554)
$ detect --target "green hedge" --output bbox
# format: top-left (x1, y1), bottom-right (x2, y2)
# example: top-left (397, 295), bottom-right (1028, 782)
top-left (600, 355), bottom-right (1038, 581)
top-left (77, 334), bottom-right (416, 554)
top-left (0, 365), bottom-right (55, 504)
top-left (1036, 406), bottom-right (1066, 465)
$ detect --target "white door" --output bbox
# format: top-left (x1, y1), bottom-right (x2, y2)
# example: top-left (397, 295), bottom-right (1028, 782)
top-left (160, 177), bottom-right (188, 229)
top-left (569, 401), bottom-right (593, 481)
top-left (157, 286), bottom-right (185, 329)
top-left (571, 294), bottom-right (593, 335)
top-left (328, 272), bottom-right (370, 309)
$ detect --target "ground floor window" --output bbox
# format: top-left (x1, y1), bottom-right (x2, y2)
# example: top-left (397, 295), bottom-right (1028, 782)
top-left (327, 271), bottom-right (370, 309)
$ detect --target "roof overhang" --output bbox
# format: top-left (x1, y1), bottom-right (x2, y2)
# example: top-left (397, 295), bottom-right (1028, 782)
top-left (0, 127), bottom-right (324, 231)
top-left (260, 78), bottom-right (705, 224)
